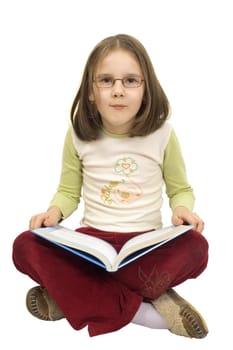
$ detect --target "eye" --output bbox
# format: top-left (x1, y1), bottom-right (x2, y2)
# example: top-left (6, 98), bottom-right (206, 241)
top-left (123, 76), bottom-right (142, 87)
top-left (95, 76), bottom-right (114, 87)
top-left (125, 77), bottom-right (138, 84)
top-left (100, 77), bottom-right (113, 83)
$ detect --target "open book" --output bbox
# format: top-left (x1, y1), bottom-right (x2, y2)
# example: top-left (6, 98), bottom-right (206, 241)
top-left (31, 224), bottom-right (193, 272)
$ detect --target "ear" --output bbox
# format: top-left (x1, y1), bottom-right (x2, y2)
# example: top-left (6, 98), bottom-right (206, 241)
top-left (89, 93), bottom-right (95, 102)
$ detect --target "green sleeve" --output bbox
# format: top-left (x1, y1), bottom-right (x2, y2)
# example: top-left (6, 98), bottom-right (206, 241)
top-left (161, 129), bottom-right (195, 211)
top-left (49, 128), bottom-right (82, 218)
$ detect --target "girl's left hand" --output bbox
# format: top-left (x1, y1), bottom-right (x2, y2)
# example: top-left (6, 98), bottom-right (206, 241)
top-left (171, 206), bottom-right (204, 233)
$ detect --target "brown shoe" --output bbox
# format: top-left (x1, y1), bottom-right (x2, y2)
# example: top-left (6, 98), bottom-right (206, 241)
top-left (151, 289), bottom-right (208, 338)
top-left (26, 286), bottom-right (64, 321)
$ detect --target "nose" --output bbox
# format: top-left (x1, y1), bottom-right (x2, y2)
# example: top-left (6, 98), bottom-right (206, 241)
top-left (111, 80), bottom-right (125, 97)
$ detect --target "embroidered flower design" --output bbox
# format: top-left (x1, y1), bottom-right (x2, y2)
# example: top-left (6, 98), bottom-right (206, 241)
top-left (114, 182), bottom-right (142, 204)
top-left (138, 266), bottom-right (171, 299)
top-left (100, 157), bottom-right (141, 205)
top-left (100, 181), bottom-right (120, 205)
top-left (114, 157), bottom-right (138, 176)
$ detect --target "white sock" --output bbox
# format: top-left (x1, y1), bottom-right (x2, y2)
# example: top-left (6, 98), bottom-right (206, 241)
top-left (132, 302), bottom-right (169, 329)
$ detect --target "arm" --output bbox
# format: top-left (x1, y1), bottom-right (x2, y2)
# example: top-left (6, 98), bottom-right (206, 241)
top-left (162, 129), bottom-right (204, 232)
top-left (48, 127), bottom-right (83, 218)
top-left (29, 128), bottom-right (83, 229)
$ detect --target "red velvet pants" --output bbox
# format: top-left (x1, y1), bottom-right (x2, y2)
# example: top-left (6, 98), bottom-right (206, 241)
top-left (12, 227), bottom-right (208, 336)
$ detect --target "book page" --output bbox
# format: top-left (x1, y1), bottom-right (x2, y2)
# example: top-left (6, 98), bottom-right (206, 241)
top-left (114, 225), bottom-right (192, 267)
top-left (33, 226), bottom-right (118, 268)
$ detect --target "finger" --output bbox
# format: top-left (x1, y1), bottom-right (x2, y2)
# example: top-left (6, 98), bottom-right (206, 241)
top-left (29, 216), bottom-right (37, 229)
top-left (195, 218), bottom-right (205, 233)
top-left (171, 215), bottom-right (184, 226)
top-left (29, 213), bottom-right (48, 230)
top-left (189, 214), bottom-right (205, 233)
top-left (43, 217), bottom-right (56, 227)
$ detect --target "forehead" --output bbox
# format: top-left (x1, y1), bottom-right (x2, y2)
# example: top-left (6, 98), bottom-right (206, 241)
top-left (95, 49), bottom-right (142, 75)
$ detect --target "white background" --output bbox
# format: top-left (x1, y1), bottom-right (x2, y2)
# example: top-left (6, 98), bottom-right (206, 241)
top-left (1, 0), bottom-right (232, 348)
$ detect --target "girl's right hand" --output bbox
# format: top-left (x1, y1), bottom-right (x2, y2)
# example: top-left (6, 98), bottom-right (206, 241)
top-left (29, 206), bottom-right (62, 230)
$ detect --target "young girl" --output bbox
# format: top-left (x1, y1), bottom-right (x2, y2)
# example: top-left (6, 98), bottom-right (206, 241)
top-left (13, 34), bottom-right (209, 338)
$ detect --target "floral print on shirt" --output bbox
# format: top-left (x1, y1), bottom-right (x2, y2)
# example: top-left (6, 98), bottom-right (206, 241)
top-left (100, 157), bottom-right (142, 205)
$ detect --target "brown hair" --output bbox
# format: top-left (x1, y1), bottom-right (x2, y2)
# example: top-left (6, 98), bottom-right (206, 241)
top-left (71, 34), bottom-right (170, 141)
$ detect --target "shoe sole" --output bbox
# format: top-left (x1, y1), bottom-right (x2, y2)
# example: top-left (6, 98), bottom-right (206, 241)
top-left (26, 286), bottom-right (50, 321)
top-left (167, 289), bottom-right (208, 338)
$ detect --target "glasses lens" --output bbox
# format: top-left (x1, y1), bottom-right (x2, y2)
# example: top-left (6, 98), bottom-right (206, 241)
top-left (95, 77), bottom-right (113, 87)
top-left (123, 77), bottom-right (142, 88)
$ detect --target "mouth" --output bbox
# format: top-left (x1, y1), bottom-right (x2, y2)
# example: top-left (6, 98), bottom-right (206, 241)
top-left (110, 104), bottom-right (126, 110)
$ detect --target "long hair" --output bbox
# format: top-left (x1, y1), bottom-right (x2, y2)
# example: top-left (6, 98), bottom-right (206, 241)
top-left (71, 34), bottom-right (170, 141)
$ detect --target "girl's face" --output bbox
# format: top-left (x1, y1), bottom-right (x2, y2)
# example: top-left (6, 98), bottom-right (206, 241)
top-left (91, 49), bottom-right (145, 134)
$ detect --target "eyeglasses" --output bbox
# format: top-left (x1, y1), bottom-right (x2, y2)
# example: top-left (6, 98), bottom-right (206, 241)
top-left (93, 76), bottom-right (144, 88)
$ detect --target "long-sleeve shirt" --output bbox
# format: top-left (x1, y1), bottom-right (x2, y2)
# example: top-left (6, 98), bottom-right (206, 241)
top-left (49, 122), bottom-right (194, 232)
